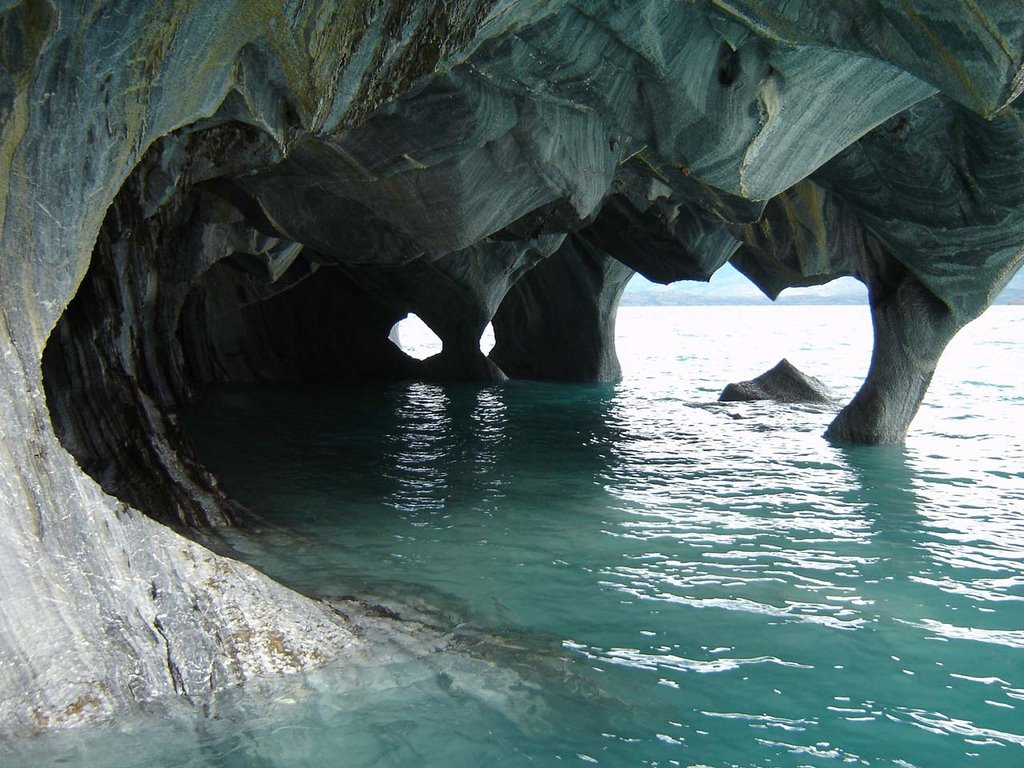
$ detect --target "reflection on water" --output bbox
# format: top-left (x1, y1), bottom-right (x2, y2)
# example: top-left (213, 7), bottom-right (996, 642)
top-left (7, 306), bottom-right (1022, 768)
top-left (384, 383), bottom-right (453, 513)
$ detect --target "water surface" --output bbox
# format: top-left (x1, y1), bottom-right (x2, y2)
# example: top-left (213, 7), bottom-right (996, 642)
top-left (9, 306), bottom-right (1024, 767)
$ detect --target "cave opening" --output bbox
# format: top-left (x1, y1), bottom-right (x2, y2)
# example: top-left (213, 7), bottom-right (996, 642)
top-left (38, 115), bottom-right (639, 535)
top-left (37, 108), bottom-right (883, 545)
top-left (38, 119), bottom-right (432, 530)
top-left (10, 1), bottom-right (1024, 749)
top-left (389, 314), bottom-right (443, 361)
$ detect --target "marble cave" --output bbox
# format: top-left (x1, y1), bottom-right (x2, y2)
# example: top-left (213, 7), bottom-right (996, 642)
top-left (0, 0), bottom-right (1022, 731)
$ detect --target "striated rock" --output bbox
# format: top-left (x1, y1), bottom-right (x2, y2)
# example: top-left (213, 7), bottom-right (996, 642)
top-left (1, 0), bottom-right (1024, 732)
top-left (720, 359), bottom-right (834, 404)
top-left (490, 233), bottom-right (634, 382)
top-left (702, 1), bottom-right (1024, 117)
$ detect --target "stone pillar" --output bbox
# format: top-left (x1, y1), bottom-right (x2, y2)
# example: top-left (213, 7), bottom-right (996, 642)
top-left (826, 265), bottom-right (958, 444)
top-left (490, 235), bottom-right (634, 381)
top-left (421, 333), bottom-right (509, 382)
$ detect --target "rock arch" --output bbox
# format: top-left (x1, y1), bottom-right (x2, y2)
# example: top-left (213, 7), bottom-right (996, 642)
top-left (2, 0), bottom-right (1024, 731)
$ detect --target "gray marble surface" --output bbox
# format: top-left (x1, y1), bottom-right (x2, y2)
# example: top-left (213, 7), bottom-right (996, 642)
top-left (1, 0), bottom-right (1022, 731)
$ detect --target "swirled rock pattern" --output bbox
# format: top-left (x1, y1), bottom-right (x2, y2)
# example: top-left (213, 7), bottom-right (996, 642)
top-left (1, 0), bottom-right (1023, 730)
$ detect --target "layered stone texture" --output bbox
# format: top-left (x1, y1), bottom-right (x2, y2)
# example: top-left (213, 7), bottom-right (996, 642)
top-left (2, 0), bottom-right (1024, 731)
top-left (490, 234), bottom-right (634, 381)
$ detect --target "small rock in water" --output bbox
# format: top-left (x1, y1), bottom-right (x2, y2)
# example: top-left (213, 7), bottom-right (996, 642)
top-left (719, 359), bottom-right (834, 404)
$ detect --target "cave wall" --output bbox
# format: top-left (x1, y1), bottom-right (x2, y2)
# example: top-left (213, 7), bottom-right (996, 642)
top-left (0, 0), bottom-right (505, 730)
top-left (490, 233), bottom-right (634, 381)
top-left (2, 0), bottom-right (1024, 731)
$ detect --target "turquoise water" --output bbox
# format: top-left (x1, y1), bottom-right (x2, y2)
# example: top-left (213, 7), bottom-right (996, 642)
top-left (9, 306), bottom-right (1024, 767)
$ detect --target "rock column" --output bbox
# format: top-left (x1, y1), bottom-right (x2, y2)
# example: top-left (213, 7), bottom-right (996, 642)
top-left (826, 265), bottom-right (957, 443)
top-left (490, 235), bottom-right (633, 381)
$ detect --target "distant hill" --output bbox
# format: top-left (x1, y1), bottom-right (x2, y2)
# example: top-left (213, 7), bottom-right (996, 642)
top-left (620, 263), bottom-right (1024, 306)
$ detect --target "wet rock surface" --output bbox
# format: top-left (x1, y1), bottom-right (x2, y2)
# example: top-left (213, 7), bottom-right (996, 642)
top-left (720, 359), bottom-right (834, 405)
top-left (1, 0), bottom-right (1023, 730)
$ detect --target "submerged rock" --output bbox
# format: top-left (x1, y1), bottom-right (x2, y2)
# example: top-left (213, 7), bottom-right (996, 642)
top-left (1, 0), bottom-right (1023, 732)
top-left (719, 360), bottom-right (834, 404)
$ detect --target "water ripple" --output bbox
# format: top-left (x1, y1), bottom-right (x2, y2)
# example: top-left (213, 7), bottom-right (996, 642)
top-left (167, 306), bottom-right (1024, 768)
top-left (562, 640), bottom-right (812, 674)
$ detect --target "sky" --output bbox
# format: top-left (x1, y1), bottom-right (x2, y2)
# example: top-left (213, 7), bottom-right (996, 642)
top-left (620, 263), bottom-right (1024, 305)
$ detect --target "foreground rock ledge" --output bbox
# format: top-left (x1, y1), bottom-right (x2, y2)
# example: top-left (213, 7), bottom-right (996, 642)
top-left (1, 1), bottom-right (1023, 731)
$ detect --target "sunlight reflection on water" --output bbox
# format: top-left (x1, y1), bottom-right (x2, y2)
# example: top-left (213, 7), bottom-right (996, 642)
top-left (7, 306), bottom-right (1022, 768)
top-left (182, 307), bottom-right (1023, 768)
